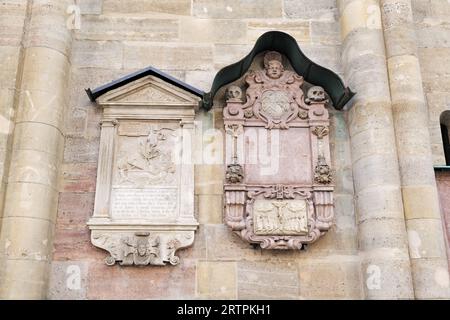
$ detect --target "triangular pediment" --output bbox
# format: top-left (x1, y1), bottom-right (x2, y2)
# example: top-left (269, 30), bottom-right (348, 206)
top-left (97, 75), bottom-right (201, 106)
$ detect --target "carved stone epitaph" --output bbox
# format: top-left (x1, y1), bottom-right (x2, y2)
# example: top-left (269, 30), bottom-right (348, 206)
top-left (223, 51), bottom-right (334, 250)
top-left (88, 76), bottom-right (199, 266)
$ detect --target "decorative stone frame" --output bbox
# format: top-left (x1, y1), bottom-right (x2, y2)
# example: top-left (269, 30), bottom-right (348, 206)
top-left (88, 75), bottom-right (199, 266)
top-left (223, 51), bottom-right (334, 250)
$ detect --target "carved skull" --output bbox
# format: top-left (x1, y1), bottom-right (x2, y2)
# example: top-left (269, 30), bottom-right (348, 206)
top-left (225, 85), bottom-right (243, 101)
top-left (306, 86), bottom-right (326, 103)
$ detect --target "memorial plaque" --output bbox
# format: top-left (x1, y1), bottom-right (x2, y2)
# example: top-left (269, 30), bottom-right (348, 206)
top-left (222, 51), bottom-right (334, 250)
top-left (87, 75), bottom-right (199, 266)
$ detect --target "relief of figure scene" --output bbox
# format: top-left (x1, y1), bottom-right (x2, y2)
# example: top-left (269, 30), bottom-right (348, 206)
top-left (117, 128), bottom-right (177, 187)
top-left (253, 200), bottom-right (308, 235)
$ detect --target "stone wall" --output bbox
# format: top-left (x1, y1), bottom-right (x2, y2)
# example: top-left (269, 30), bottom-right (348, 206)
top-left (48, 0), bottom-right (364, 299)
top-left (412, 0), bottom-right (450, 165)
top-left (0, 0), bottom-right (448, 300)
top-left (436, 171), bottom-right (450, 273)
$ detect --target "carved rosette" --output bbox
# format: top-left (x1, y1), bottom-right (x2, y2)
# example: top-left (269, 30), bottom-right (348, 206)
top-left (223, 51), bottom-right (335, 250)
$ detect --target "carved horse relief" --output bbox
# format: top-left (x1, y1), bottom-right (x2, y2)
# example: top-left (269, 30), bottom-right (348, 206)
top-left (223, 51), bottom-right (334, 250)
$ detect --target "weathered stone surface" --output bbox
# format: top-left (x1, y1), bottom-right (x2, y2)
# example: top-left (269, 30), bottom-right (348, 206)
top-left (102, 0), bottom-right (192, 15)
top-left (298, 257), bottom-right (362, 299)
top-left (177, 225), bottom-right (207, 260)
top-left (351, 154), bottom-right (402, 193)
top-left (0, 1), bottom-right (27, 46)
top-left (407, 218), bottom-right (447, 259)
top-left (419, 48), bottom-right (450, 92)
top-left (52, 192), bottom-right (99, 261)
top-left (197, 261), bottom-right (237, 298)
top-left (61, 163), bottom-right (97, 193)
top-left (436, 171), bottom-right (450, 270)
top-left (358, 218), bottom-right (409, 251)
top-left (355, 185), bottom-right (404, 221)
top-left (384, 26), bottom-right (418, 57)
top-left (310, 20), bottom-right (341, 45)
top-left (123, 42), bottom-right (213, 70)
top-left (3, 182), bottom-right (59, 223)
top-left (86, 259), bottom-right (196, 299)
top-left (388, 55), bottom-right (425, 103)
top-left (0, 216), bottom-right (54, 261)
top-left (247, 20), bottom-right (310, 43)
top-left (194, 164), bottom-right (224, 195)
top-left (72, 40), bottom-right (123, 69)
top-left (24, 1), bottom-right (73, 57)
top-left (333, 194), bottom-right (357, 229)
top-left (185, 71), bottom-right (216, 92)
top-left (237, 260), bottom-right (299, 299)
top-left (205, 225), bottom-right (262, 261)
top-left (0, 46), bottom-right (21, 89)
top-left (198, 194), bottom-right (223, 224)
top-left (193, 0), bottom-right (283, 19)
top-left (301, 45), bottom-right (342, 74)
top-left (12, 122), bottom-right (64, 157)
top-left (213, 44), bottom-right (253, 69)
top-left (284, 0), bottom-right (338, 20)
top-left (180, 19), bottom-right (247, 45)
top-left (360, 254), bottom-right (414, 299)
top-left (79, 0), bottom-right (103, 15)
top-left (402, 185), bottom-right (441, 220)
top-left (0, 258), bottom-right (51, 299)
top-left (63, 136), bottom-right (100, 163)
top-left (303, 229), bottom-right (357, 256)
top-left (8, 149), bottom-right (61, 188)
top-left (339, 0), bottom-right (382, 40)
top-left (410, 258), bottom-right (450, 299)
top-left (48, 261), bottom-right (88, 300)
top-left (75, 16), bottom-right (179, 42)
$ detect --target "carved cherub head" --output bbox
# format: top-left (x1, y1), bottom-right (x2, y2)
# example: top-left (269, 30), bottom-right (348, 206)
top-left (136, 237), bottom-right (149, 256)
top-left (264, 51), bottom-right (284, 79)
top-left (225, 85), bottom-right (243, 101)
top-left (306, 86), bottom-right (326, 103)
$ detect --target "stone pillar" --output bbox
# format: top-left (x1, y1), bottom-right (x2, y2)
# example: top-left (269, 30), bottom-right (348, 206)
top-left (338, 0), bottom-right (414, 299)
top-left (0, 0), bottom-right (72, 299)
top-left (0, 1), bottom-right (29, 224)
top-left (380, 0), bottom-right (450, 299)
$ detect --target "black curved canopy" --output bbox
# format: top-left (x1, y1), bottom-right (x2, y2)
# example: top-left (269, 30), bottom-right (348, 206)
top-left (86, 31), bottom-right (354, 110)
top-left (204, 31), bottom-right (355, 110)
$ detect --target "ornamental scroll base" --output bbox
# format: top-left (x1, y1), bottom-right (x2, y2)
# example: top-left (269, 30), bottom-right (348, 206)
top-left (223, 51), bottom-right (334, 250)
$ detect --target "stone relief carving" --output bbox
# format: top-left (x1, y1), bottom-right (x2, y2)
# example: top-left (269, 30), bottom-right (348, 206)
top-left (88, 75), bottom-right (199, 266)
top-left (233, 51), bottom-right (307, 129)
top-left (117, 128), bottom-right (177, 186)
top-left (222, 51), bottom-right (334, 250)
top-left (305, 86), bottom-right (327, 104)
top-left (253, 199), bottom-right (308, 235)
top-left (312, 126), bottom-right (329, 139)
top-left (92, 231), bottom-right (193, 266)
top-left (226, 163), bottom-right (244, 183)
top-left (314, 155), bottom-right (332, 184)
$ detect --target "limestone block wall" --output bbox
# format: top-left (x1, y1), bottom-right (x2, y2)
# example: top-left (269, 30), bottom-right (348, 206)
top-left (0, 0), bottom-right (447, 300)
top-left (411, 0), bottom-right (450, 165)
top-left (47, 0), bottom-right (364, 299)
